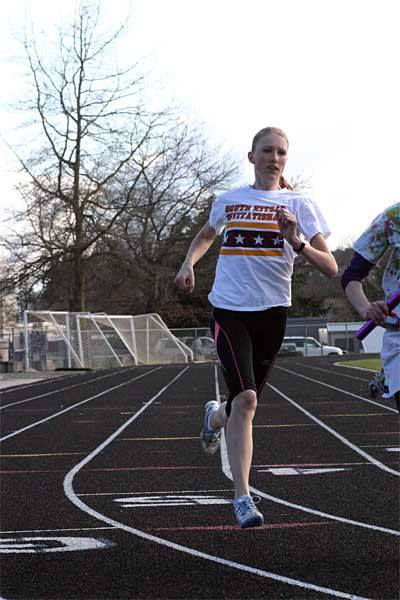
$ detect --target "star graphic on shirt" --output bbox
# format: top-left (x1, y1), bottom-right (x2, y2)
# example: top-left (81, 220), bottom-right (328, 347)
top-left (254, 235), bottom-right (264, 245)
top-left (272, 236), bottom-right (282, 246)
top-left (235, 233), bottom-right (245, 245)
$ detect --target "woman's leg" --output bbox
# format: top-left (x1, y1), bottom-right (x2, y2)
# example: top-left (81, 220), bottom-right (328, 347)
top-left (251, 307), bottom-right (287, 396)
top-left (226, 389), bottom-right (257, 498)
top-left (208, 308), bottom-right (282, 527)
top-left (210, 309), bottom-right (257, 499)
top-left (209, 391), bottom-right (256, 499)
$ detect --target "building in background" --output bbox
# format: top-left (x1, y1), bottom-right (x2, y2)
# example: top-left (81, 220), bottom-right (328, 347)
top-left (0, 255), bottom-right (19, 369)
top-left (320, 322), bottom-right (383, 355)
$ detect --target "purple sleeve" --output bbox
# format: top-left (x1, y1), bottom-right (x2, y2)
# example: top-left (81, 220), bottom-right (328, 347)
top-left (341, 252), bottom-right (374, 291)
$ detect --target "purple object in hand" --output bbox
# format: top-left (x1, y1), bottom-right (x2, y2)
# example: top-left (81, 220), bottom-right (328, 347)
top-left (355, 289), bottom-right (400, 340)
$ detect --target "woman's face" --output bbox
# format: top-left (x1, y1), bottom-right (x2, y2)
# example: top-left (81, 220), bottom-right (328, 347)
top-left (248, 132), bottom-right (288, 185)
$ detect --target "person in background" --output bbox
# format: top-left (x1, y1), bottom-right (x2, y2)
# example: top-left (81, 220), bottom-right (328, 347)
top-left (175, 126), bottom-right (337, 528)
top-left (341, 203), bottom-right (400, 411)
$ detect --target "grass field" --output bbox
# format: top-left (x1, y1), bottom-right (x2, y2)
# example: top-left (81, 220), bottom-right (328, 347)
top-left (341, 358), bottom-right (381, 371)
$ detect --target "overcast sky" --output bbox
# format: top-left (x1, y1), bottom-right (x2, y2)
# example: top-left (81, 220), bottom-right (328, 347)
top-left (1, 0), bottom-right (398, 249)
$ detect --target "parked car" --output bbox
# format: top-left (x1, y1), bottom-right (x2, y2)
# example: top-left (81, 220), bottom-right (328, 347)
top-left (283, 336), bottom-right (343, 356)
top-left (195, 336), bottom-right (217, 360)
top-left (278, 342), bottom-right (299, 356)
top-left (154, 337), bottom-right (193, 362)
top-left (181, 336), bottom-right (217, 360)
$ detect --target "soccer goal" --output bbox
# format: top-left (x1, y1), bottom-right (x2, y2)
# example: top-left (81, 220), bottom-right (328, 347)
top-left (22, 311), bottom-right (193, 371)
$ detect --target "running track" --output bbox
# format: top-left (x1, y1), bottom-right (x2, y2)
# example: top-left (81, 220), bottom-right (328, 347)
top-left (0, 356), bottom-right (399, 599)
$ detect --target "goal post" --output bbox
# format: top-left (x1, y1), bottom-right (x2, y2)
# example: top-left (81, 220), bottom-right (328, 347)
top-left (22, 311), bottom-right (193, 370)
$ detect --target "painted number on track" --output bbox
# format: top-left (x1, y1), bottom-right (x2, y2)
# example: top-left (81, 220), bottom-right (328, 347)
top-left (0, 536), bottom-right (113, 553)
top-left (257, 467), bottom-right (351, 476)
top-left (114, 494), bottom-right (231, 507)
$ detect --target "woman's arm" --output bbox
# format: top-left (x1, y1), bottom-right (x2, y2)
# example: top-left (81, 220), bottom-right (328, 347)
top-left (174, 222), bottom-right (217, 293)
top-left (301, 233), bottom-right (338, 278)
top-left (344, 281), bottom-right (389, 325)
top-left (276, 207), bottom-right (337, 278)
top-left (341, 253), bottom-right (390, 325)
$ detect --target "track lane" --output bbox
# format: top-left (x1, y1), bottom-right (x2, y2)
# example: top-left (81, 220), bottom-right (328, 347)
top-left (1, 362), bottom-right (399, 599)
top-left (62, 365), bottom-right (397, 599)
top-left (65, 366), bottom-right (375, 600)
top-left (0, 367), bottom-right (161, 441)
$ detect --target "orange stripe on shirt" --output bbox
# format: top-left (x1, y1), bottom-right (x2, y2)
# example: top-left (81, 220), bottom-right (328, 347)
top-left (226, 221), bottom-right (280, 230)
top-left (220, 248), bottom-right (284, 257)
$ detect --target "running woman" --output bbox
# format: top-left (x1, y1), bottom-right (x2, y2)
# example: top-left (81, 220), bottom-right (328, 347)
top-left (175, 127), bottom-right (337, 528)
top-left (341, 203), bottom-right (400, 411)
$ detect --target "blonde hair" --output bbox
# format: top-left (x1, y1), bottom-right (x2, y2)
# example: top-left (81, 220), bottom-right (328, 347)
top-left (251, 127), bottom-right (293, 190)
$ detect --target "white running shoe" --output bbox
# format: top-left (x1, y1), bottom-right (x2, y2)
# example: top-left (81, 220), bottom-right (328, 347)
top-left (200, 400), bottom-right (221, 455)
top-left (233, 495), bottom-right (264, 529)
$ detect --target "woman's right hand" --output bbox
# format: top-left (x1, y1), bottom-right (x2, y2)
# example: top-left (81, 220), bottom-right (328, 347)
top-left (362, 301), bottom-right (390, 325)
top-left (174, 262), bottom-right (195, 293)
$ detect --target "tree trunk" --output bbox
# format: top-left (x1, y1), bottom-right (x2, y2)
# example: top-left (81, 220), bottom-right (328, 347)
top-left (69, 252), bottom-right (86, 312)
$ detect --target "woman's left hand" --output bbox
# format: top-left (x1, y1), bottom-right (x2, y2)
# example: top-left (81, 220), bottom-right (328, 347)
top-left (276, 207), bottom-right (300, 246)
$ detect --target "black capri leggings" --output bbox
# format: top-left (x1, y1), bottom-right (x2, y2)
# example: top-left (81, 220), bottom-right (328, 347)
top-left (210, 306), bottom-right (287, 416)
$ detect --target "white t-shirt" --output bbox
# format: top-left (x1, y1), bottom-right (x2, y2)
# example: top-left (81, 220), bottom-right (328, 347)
top-left (353, 202), bottom-right (400, 299)
top-left (207, 185), bottom-right (330, 311)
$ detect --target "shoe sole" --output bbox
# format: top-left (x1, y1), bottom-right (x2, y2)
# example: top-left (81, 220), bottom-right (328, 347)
top-left (239, 514), bottom-right (264, 529)
top-left (200, 429), bottom-right (221, 455)
top-left (201, 402), bottom-right (221, 455)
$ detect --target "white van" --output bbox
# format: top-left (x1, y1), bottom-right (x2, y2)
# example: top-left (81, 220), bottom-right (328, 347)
top-left (283, 336), bottom-right (343, 357)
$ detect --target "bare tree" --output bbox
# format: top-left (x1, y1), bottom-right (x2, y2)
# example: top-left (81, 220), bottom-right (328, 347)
top-left (37, 122), bottom-right (236, 315)
top-left (112, 123), bottom-right (236, 296)
top-left (2, 3), bottom-right (236, 312)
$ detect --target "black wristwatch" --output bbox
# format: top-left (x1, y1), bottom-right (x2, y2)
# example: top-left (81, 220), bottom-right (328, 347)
top-left (293, 241), bottom-right (306, 253)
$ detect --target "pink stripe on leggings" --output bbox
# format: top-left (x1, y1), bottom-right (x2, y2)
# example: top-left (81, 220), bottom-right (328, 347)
top-left (213, 319), bottom-right (245, 392)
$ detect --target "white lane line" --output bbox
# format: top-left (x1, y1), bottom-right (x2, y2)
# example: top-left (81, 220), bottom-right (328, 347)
top-left (295, 363), bottom-right (370, 382)
top-left (0, 368), bottom-right (161, 442)
top-left (214, 366), bottom-right (400, 537)
top-left (360, 445), bottom-right (400, 449)
top-left (64, 366), bottom-right (371, 600)
top-left (0, 373), bottom-right (76, 394)
top-left (275, 366), bottom-right (398, 414)
top-left (333, 364), bottom-right (378, 373)
top-left (1, 527), bottom-right (116, 534)
top-left (0, 368), bottom-right (141, 410)
top-left (267, 383), bottom-right (400, 477)
top-left (78, 488), bottom-right (233, 496)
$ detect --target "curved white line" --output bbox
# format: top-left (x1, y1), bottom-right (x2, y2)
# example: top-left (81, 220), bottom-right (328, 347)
top-left (276, 366), bottom-right (398, 414)
top-left (0, 368), bottom-right (161, 442)
top-left (64, 366), bottom-right (370, 600)
top-left (221, 432), bottom-right (400, 539)
top-left (214, 366), bottom-right (400, 537)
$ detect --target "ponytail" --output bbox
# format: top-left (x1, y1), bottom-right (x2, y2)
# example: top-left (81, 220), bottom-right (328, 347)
top-left (279, 176), bottom-right (293, 190)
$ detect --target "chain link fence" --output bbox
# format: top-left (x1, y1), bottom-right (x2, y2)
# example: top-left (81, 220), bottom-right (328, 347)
top-left (1, 318), bottom-right (372, 373)
top-left (171, 322), bottom-right (366, 359)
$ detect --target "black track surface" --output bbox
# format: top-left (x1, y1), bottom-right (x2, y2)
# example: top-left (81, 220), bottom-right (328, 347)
top-left (0, 358), bottom-right (399, 600)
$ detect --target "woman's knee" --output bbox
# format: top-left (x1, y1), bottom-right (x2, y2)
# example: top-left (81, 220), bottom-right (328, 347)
top-left (233, 389), bottom-right (257, 414)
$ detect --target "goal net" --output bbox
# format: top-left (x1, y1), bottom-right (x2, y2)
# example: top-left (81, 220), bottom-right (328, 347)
top-left (21, 311), bottom-right (193, 371)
